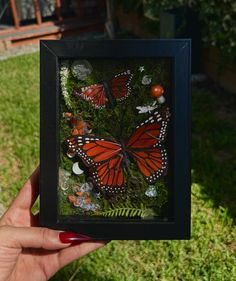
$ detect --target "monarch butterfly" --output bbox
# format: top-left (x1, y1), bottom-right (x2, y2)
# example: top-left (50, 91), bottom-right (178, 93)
top-left (66, 108), bottom-right (170, 194)
top-left (73, 70), bottom-right (133, 109)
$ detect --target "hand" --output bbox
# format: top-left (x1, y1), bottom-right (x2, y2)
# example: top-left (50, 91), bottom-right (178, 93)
top-left (0, 167), bottom-right (106, 281)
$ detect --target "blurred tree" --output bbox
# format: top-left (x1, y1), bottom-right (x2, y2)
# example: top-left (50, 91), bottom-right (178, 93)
top-left (118, 0), bottom-right (236, 59)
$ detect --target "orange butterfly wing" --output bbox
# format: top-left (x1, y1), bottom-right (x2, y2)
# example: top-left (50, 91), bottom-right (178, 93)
top-left (126, 109), bottom-right (169, 184)
top-left (67, 136), bottom-right (126, 193)
top-left (74, 70), bottom-right (133, 109)
top-left (109, 70), bottom-right (133, 101)
top-left (74, 84), bottom-right (107, 109)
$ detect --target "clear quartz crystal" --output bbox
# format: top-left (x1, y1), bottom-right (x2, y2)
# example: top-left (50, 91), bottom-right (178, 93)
top-left (80, 182), bottom-right (93, 192)
top-left (157, 95), bottom-right (165, 104)
top-left (71, 60), bottom-right (93, 80)
top-left (145, 185), bottom-right (157, 197)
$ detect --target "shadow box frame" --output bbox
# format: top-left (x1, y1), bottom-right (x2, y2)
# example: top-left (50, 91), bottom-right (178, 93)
top-left (39, 39), bottom-right (191, 240)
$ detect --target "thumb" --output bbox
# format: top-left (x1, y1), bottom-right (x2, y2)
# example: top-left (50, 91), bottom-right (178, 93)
top-left (0, 225), bottom-right (70, 250)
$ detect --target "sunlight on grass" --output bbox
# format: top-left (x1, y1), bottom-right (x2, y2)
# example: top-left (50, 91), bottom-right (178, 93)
top-left (0, 53), bottom-right (39, 203)
top-left (0, 53), bottom-right (235, 281)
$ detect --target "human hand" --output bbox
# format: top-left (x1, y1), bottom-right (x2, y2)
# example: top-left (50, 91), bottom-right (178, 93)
top-left (0, 167), bottom-right (106, 281)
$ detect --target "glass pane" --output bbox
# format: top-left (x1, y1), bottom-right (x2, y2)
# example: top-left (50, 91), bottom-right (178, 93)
top-left (58, 57), bottom-right (172, 221)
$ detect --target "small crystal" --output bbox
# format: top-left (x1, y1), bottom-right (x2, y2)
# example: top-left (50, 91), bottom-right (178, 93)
top-left (94, 191), bottom-right (101, 199)
top-left (80, 182), bottom-right (93, 192)
top-left (145, 186), bottom-right (157, 197)
top-left (157, 95), bottom-right (165, 104)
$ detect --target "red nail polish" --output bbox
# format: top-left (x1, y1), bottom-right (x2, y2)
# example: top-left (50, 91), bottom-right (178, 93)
top-left (59, 232), bottom-right (91, 243)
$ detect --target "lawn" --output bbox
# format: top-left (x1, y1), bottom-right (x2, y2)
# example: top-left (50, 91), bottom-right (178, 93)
top-left (0, 52), bottom-right (235, 281)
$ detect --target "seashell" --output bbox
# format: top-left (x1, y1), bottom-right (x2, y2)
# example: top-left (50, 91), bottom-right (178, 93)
top-left (142, 75), bottom-right (152, 85)
top-left (72, 162), bottom-right (84, 175)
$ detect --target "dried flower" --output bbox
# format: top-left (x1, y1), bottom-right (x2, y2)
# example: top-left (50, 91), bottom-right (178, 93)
top-left (68, 183), bottom-right (100, 211)
top-left (58, 168), bottom-right (71, 191)
top-left (136, 105), bottom-right (158, 114)
top-left (60, 61), bottom-right (73, 109)
top-left (139, 66), bottom-right (145, 72)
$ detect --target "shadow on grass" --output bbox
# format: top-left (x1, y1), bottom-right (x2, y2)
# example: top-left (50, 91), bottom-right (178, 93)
top-left (51, 265), bottom-right (116, 281)
top-left (192, 82), bottom-right (236, 223)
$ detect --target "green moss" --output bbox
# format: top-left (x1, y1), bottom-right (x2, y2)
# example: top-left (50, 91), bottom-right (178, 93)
top-left (59, 58), bottom-right (171, 218)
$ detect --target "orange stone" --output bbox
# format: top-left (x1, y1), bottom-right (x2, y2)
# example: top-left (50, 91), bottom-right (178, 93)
top-left (68, 195), bottom-right (76, 203)
top-left (150, 84), bottom-right (164, 98)
top-left (85, 197), bottom-right (92, 204)
top-left (65, 112), bottom-right (72, 118)
top-left (72, 120), bottom-right (89, 135)
top-left (72, 128), bottom-right (80, 136)
top-left (76, 191), bottom-right (84, 196)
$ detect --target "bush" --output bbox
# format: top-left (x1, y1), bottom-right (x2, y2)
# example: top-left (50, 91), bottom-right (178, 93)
top-left (119, 0), bottom-right (236, 59)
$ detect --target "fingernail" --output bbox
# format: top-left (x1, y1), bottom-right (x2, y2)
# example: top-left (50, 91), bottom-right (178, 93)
top-left (59, 232), bottom-right (91, 243)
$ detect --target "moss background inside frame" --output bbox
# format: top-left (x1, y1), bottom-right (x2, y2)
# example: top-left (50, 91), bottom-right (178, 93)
top-left (58, 58), bottom-right (172, 220)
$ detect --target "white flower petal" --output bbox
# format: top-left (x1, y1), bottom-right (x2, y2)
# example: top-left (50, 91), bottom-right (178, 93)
top-left (139, 66), bottom-right (145, 72)
top-left (136, 105), bottom-right (158, 114)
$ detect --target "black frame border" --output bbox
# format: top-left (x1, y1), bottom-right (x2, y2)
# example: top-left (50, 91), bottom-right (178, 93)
top-left (40, 39), bottom-right (191, 240)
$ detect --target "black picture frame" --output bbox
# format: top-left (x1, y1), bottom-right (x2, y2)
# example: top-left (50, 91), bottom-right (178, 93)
top-left (40, 39), bottom-right (191, 240)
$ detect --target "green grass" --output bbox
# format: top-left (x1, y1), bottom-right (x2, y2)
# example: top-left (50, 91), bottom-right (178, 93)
top-left (0, 53), bottom-right (39, 202)
top-left (0, 53), bottom-right (235, 281)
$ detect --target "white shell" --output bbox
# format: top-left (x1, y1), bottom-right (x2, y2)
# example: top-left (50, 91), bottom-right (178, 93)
top-left (72, 162), bottom-right (84, 175)
top-left (157, 95), bottom-right (166, 104)
top-left (141, 75), bottom-right (152, 85)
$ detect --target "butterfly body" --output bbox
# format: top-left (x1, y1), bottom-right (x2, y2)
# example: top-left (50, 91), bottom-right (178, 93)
top-left (101, 80), bottom-right (117, 108)
top-left (120, 141), bottom-right (131, 168)
top-left (74, 70), bottom-right (133, 109)
top-left (67, 108), bottom-right (170, 194)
